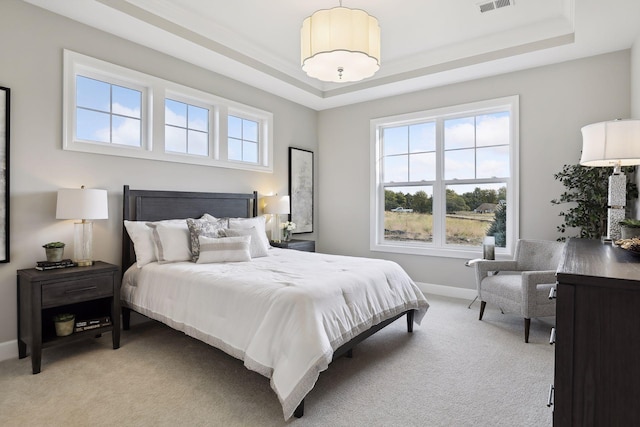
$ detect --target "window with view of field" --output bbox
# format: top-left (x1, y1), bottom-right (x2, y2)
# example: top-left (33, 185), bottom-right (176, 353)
top-left (371, 96), bottom-right (519, 258)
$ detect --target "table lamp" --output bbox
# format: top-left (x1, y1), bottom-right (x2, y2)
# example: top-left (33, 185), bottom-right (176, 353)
top-left (56, 186), bottom-right (108, 266)
top-left (263, 195), bottom-right (290, 242)
top-left (580, 119), bottom-right (640, 241)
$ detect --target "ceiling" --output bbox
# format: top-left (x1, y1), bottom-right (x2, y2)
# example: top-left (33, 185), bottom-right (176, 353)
top-left (23, 0), bottom-right (640, 110)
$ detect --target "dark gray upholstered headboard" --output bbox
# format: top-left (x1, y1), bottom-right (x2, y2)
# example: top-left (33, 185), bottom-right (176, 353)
top-left (121, 185), bottom-right (258, 272)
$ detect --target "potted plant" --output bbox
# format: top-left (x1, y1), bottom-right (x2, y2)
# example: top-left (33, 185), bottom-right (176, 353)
top-left (53, 313), bottom-right (75, 336)
top-left (551, 164), bottom-right (638, 240)
top-left (620, 218), bottom-right (640, 239)
top-left (43, 242), bottom-right (65, 262)
top-left (281, 221), bottom-right (296, 242)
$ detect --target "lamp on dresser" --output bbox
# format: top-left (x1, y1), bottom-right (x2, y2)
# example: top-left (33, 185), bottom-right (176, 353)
top-left (580, 119), bottom-right (640, 241)
top-left (56, 186), bottom-right (108, 266)
top-left (263, 195), bottom-right (290, 243)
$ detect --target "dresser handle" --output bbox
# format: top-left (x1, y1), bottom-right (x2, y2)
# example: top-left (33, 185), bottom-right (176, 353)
top-left (64, 286), bottom-right (97, 294)
top-left (548, 287), bottom-right (557, 300)
top-left (549, 327), bottom-right (556, 345)
top-left (547, 384), bottom-right (554, 407)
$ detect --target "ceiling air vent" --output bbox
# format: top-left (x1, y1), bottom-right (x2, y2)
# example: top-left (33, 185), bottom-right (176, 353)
top-left (478, 0), bottom-right (514, 13)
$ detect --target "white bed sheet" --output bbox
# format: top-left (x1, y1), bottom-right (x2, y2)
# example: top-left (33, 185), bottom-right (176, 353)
top-left (121, 248), bottom-right (429, 419)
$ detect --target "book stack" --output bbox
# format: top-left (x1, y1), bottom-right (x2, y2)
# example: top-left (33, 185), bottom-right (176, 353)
top-left (74, 316), bottom-right (112, 333)
top-left (35, 259), bottom-right (77, 271)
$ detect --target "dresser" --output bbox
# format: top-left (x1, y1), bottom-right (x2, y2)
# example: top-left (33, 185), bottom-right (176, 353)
top-left (553, 238), bottom-right (640, 425)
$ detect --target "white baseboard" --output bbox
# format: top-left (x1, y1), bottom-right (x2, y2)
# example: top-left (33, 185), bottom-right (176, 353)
top-left (415, 282), bottom-right (477, 301)
top-left (0, 339), bottom-right (18, 362)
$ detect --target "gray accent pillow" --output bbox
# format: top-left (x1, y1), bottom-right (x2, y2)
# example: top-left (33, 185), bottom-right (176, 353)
top-left (186, 215), bottom-right (228, 262)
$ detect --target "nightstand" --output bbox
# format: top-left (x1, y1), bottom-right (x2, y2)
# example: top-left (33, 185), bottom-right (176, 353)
top-left (17, 261), bottom-right (120, 374)
top-left (270, 239), bottom-right (315, 252)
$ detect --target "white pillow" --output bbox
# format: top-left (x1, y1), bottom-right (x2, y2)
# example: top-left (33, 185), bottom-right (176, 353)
top-left (147, 221), bottom-right (192, 263)
top-left (197, 235), bottom-right (251, 263)
top-left (228, 216), bottom-right (270, 253)
top-left (220, 227), bottom-right (268, 258)
top-left (124, 219), bottom-right (185, 268)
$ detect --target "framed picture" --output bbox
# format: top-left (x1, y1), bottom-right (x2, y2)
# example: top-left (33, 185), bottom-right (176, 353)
top-left (0, 87), bottom-right (9, 262)
top-left (289, 147), bottom-right (313, 234)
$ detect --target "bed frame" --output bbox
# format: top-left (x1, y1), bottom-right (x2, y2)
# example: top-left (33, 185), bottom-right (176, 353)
top-left (120, 185), bottom-right (414, 418)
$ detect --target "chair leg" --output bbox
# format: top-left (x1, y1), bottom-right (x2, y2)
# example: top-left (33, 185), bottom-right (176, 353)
top-left (479, 301), bottom-right (486, 320)
top-left (524, 318), bottom-right (531, 343)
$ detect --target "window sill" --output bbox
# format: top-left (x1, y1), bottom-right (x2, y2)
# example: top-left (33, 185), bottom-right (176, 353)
top-left (370, 242), bottom-right (512, 259)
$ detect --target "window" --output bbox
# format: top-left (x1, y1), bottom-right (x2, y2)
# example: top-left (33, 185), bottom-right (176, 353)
top-left (228, 115), bottom-right (258, 163)
top-left (371, 96), bottom-right (519, 258)
top-left (76, 76), bottom-right (142, 147)
top-left (63, 50), bottom-right (273, 172)
top-left (165, 99), bottom-right (209, 156)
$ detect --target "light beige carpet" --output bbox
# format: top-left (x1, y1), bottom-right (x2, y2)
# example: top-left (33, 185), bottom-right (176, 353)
top-left (0, 294), bottom-right (554, 426)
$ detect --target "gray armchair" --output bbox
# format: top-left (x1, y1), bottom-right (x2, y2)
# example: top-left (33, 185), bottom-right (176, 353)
top-left (474, 239), bottom-right (565, 342)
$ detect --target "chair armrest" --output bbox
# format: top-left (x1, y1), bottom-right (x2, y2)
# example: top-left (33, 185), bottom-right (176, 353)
top-left (474, 260), bottom-right (517, 276)
top-left (521, 270), bottom-right (557, 288)
top-left (521, 270), bottom-right (558, 316)
top-left (474, 260), bottom-right (517, 289)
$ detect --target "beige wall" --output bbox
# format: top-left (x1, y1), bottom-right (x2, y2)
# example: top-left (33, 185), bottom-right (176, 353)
top-left (317, 51), bottom-right (631, 293)
top-left (0, 0), bottom-right (318, 353)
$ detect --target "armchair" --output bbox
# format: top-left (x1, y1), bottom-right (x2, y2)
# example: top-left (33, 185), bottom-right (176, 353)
top-left (474, 239), bottom-right (565, 342)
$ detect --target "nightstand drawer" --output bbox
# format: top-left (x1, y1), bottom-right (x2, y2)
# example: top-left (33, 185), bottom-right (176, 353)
top-left (42, 274), bottom-right (113, 307)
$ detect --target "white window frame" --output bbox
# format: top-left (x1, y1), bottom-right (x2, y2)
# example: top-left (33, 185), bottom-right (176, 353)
top-left (63, 50), bottom-right (273, 172)
top-left (370, 96), bottom-right (519, 259)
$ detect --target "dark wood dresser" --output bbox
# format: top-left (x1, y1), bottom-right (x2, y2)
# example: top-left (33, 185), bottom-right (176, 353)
top-left (554, 238), bottom-right (640, 426)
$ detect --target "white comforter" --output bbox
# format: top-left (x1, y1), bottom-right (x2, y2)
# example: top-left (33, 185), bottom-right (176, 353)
top-left (121, 248), bottom-right (429, 419)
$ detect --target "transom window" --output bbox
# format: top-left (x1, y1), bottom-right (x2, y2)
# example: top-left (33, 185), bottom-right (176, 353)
top-left (371, 96), bottom-right (519, 258)
top-left (63, 50), bottom-right (273, 172)
top-left (75, 76), bottom-right (142, 147)
top-left (165, 99), bottom-right (209, 156)
top-left (228, 115), bottom-right (258, 163)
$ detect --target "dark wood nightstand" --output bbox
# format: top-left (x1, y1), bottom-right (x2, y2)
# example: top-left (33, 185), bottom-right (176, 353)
top-left (270, 239), bottom-right (315, 252)
top-left (17, 261), bottom-right (120, 374)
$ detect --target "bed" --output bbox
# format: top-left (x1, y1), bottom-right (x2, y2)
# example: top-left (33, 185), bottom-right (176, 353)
top-left (120, 186), bottom-right (430, 419)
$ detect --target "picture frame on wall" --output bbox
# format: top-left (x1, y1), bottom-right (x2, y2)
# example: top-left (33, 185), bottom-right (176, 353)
top-left (0, 87), bottom-right (10, 262)
top-left (289, 147), bottom-right (313, 234)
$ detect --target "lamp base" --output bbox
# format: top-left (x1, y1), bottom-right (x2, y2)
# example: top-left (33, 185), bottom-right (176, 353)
top-left (74, 221), bottom-right (94, 267)
top-left (271, 214), bottom-right (283, 243)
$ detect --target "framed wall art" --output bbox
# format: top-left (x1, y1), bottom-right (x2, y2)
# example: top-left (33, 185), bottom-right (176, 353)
top-left (289, 147), bottom-right (313, 234)
top-left (0, 87), bottom-right (10, 262)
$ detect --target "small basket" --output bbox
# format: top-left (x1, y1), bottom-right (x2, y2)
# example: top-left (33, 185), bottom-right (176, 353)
top-left (54, 315), bottom-right (75, 337)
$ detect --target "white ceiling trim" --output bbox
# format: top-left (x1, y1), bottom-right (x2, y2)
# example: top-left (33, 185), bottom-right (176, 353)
top-left (21, 0), bottom-right (640, 111)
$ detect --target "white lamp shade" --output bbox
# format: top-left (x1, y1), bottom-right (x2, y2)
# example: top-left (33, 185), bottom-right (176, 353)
top-left (263, 195), bottom-right (290, 215)
top-left (301, 6), bottom-right (380, 83)
top-left (56, 188), bottom-right (109, 220)
top-left (580, 119), bottom-right (640, 167)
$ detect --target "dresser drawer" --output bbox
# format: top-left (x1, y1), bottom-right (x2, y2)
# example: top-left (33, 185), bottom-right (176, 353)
top-left (42, 274), bottom-right (114, 308)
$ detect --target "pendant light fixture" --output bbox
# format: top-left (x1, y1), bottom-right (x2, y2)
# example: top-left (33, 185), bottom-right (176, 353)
top-left (301, 1), bottom-right (381, 83)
